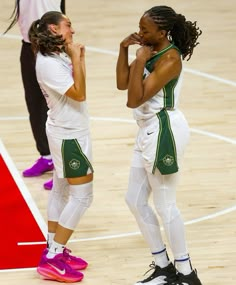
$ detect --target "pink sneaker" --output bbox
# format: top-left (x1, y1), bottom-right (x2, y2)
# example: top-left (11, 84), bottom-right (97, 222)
top-left (23, 157), bottom-right (54, 177)
top-left (43, 179), bottom-right (53, 190)
top-left (63, 248), bottom-right (88, 270)
top-left (37, 250), bottom-right (84, 282)
top-left (42, 248), bottom-right (88, 270)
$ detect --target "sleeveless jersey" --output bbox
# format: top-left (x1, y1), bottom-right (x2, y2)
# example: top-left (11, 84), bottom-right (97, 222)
top-left (133, 44), bottom-right (183, 121)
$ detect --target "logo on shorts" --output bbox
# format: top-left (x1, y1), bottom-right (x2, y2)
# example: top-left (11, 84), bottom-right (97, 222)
top-left (69, 159), bottom-right (80, 170)
top-left (163, 154), bottom-right (174, 166)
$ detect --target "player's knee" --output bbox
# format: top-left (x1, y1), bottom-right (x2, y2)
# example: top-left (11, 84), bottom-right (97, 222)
top-left (155, 203), bottom-right (180, 224)
top-left (70, 182), bottom-right (93, 208)
top-left (68, 182), bottom-right (93, 213)
top-left (58, 182), bottom-right (93, 230)
top-left (126, 193), bottom-right (147, 218)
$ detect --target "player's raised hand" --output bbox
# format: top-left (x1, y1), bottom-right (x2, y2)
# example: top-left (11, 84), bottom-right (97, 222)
top-left (136, 45), bottom-right (156, 62)
top-left (65, 43), bottom-right (85, 60)
top-left (120, 32), bottom-right (142, 48)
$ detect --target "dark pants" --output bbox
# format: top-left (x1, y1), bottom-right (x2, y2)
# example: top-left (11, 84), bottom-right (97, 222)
top-left (20, 41), bottom-right (50, 156)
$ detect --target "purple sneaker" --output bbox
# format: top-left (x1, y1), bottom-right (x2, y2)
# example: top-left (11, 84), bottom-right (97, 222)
top-left (37, 250), bottom-right (84, 282)
top-left (23, 157), bottom-right (54, 177)
top-left (43, 179), bottom-right (53, 190)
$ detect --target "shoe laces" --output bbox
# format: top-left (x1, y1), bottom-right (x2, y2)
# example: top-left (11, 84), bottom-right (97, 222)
top-left (142, 261), bottom-right (177, 284)
top-left (63, 247), bottom-right (72, 259)
top-left (141, 261), bottom-right (162, 282)
top-left (143, 261), bottom-right (156, 276)
top-left (63, 247), bottom-right (81, 262)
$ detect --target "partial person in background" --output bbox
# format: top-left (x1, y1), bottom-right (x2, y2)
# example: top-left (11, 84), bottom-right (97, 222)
top-left (116, 5), bottom-right (202, 285)
top-left (29, 10), bottom-right (94, 283)
top-left (4, 0), bottom-right (66, 190)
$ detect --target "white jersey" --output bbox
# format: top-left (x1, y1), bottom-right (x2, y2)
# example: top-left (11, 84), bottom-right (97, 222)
top-left (18, 0), bottom-right (62, 42)
top-left (36, 52), bottom-right (90, 139)
top-left (133, 44), bottom-right (183, 122)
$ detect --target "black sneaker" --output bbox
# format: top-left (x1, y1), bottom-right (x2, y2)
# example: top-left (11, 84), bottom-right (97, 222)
top-left (170, 269), bottom-right (202, 285)
top-left (134, 262), bottom-right (177, 285)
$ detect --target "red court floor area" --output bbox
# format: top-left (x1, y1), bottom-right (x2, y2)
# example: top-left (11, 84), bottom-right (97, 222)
top-left (0, 154), bottom-right (46, 269)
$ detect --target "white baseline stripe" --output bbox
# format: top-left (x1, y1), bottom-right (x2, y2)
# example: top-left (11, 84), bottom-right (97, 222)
top-left (0, 267), bottom-right (36, 273)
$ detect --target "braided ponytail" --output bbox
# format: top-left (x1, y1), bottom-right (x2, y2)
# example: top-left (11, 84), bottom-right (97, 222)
top-left (145, 6), bottom-right (202, 60)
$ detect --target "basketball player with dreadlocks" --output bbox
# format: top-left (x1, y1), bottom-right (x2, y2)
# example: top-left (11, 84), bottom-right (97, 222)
top-left (116, 5), bottom-right (202, 285)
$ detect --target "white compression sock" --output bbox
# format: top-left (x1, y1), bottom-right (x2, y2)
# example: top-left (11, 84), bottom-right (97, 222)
top-left (47, 232), bottom-right (55, 248)
top-left (42, 155), bottom-right (52, 160)
top-left (175, 255), bottom-right (193, 275)
top-left (47, 241), bottom-right (65, 258)
top-left (153, 248), bottom-right (170, 268)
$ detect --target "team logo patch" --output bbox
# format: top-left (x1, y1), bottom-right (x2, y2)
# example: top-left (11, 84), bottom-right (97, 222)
top-left (162, 154), bottom-right (174, 166)
top-left (69, 159), bottom-right (80, 170)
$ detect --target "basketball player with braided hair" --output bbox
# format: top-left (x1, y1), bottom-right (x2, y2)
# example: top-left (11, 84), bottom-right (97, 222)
top-left (116, 5), bottom-right (202, 285)
top-left (28, 11), bottom-right (94, 282)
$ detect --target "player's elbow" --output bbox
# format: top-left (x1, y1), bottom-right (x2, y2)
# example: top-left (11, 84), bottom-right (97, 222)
top-left (116, 75), bottom-right (128, 90)
top-left (126, 100), bottom-right (139, 109)
top-left (74, 95), bottom-right (86, 102)
top-left (117, 83), bottom-right (127, 90)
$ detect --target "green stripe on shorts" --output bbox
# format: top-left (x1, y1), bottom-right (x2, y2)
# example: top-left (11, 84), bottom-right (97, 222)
top-left (61, 139), bottom-right (94, 178)
top-left (152, 109), bottom-right (178, 175)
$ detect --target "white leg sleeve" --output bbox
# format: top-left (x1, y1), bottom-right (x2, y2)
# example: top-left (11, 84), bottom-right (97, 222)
top-left (58, 182), bottom-right (93, 230)
top-left (126, 167), bottom-right (165, 253)
top-left (47, 172), bottom-right (69, 222)
top-left (147, 171), bottom-right (188, 259)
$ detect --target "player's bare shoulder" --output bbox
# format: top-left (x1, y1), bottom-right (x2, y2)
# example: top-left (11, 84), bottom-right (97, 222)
top-left (152, 48), bottom-right (182, 79)
top-left (161, 48), bottom-right (181, 65)
top-left (156, 48), bottom-right (181, 71)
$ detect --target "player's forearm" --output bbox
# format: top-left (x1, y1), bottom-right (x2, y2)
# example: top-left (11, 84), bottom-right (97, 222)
top-left (66, 55), bottom-right (86, 102)
top-left (116, 45), bottom-right (130, 90)
top-left (73, 62), bottom-right (86, 101)
top-left (127, 59), bottom-right (145, 108)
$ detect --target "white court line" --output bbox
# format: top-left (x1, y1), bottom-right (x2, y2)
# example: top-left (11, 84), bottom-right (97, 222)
top-left (1, 116), bottom-right (236, 146)
top-left (16, 201), bottom-right (236, 246)
top-left (0, 267), bottom-right (36, 273)
top-left (1, 33), bottom-right (236, 87)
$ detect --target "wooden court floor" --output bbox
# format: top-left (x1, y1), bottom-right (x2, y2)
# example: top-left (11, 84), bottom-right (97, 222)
top-left (0, 0), bottom-right (236, 284)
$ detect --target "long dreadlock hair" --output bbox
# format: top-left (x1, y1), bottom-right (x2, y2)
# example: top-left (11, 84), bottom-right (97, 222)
top-left (144, 6), bottom-right (202, 60)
